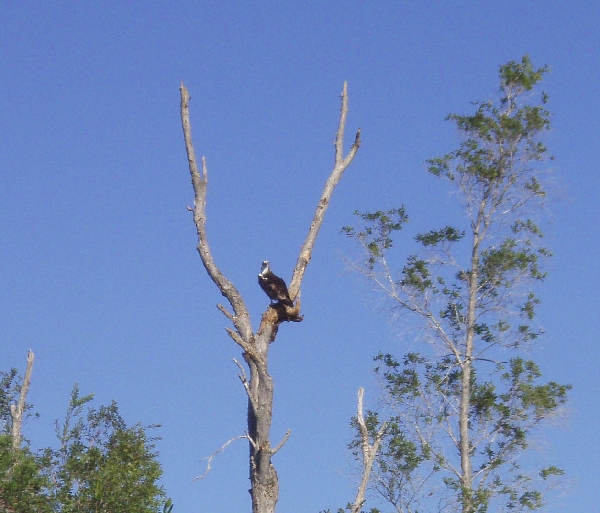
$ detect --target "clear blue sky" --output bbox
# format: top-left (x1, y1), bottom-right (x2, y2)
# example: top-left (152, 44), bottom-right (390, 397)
top-left (1, 2), bottom-right (598, 512)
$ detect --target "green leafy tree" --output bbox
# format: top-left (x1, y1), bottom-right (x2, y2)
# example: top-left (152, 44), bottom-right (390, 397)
top-left (0, 369), bottom-right (173, 513)
top-left (0, 369), bottom-right (20, 433)
top-left (0, 434), bottom-right (51, 513)
top-left (46, 385), bottom-right (170, 513)
top-left (344, 56), bottom-right (569, 513)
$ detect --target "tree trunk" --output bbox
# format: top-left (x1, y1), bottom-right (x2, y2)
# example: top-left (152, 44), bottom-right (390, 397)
top-left (460, 220), bottom-right (483, 513)
top-left (243, 317), bottom-right (277, 513)
top-left (247, 358), bottom-right (278, 512)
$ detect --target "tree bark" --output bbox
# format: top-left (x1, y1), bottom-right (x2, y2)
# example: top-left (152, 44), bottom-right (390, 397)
top-left (180, 82), bottom-right (360, 513)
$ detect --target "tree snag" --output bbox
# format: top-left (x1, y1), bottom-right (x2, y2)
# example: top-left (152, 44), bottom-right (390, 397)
top-left (10, 350), bottom-right (34, 451)
top-left (180, 82), bottom-right (360, 513)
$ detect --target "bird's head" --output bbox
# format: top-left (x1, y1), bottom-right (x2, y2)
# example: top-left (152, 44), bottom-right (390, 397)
top-left (259, 260), bottom-right (270, 276)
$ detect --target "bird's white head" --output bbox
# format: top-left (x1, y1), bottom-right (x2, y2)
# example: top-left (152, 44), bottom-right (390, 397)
top-left (259, 260), bottom-right (270, 276)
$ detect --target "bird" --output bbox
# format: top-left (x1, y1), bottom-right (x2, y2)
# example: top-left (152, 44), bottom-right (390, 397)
top-left (258, 261), bottom-right (294, 307)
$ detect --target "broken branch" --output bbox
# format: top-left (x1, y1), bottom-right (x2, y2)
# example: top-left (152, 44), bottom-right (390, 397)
top-left (271, 429), bottom-right (291, 455)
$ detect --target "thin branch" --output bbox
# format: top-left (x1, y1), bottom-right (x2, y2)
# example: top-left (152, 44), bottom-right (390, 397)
top-left (232, 358), bottom-right (252, 400)
top-left (233, 358), bottom-right (248, 384)
top-left (10, 350), bottom-right (34, 451)
top-left (271, 429), bottom-right (291, 455)
top-left (194, 434), bottom-right (248, 480)
top-left (246, 432), bottom-right (258, 450)
top-left (289, 82), bottom-right (361, 299)
top-left (225, 327), bottom-right (247, 349)
top-left (226, 330), bottom-right (263, 368)
top-left (217, 304), bottom-right (235, 324)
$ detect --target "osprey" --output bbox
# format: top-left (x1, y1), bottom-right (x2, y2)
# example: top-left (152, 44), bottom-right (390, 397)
top-left (258, 261), bottom-right (293, 307)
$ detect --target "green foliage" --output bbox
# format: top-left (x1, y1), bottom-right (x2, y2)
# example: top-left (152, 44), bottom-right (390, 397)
top-left (345, 57), bottom-right (568, 513)
top-left (499, 55), bottom-right (548, 94)
top-left (0, 435), bottom-right (51, 513)
top-left (0, 369), bottom-right (19, 434)
top-left (427, 56), bottom-right (550, 209)
top-left (0, 375), bottom-right (172, 513)
top-left (359, 353), bottom-right (569, 513)
top-left (47, 385), bottom-right (169, 513)
top-left (416, 226), bottom-right (465, 247)
top-left (0, 368), bottom-right (50, 512)
top-left (342, 208), bottom-right (408, 270)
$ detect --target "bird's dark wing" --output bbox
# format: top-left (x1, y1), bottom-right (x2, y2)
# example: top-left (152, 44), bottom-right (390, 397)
top-left (271, 275), bottom-right (293, 306)
top-left (258, 272), bottom-right (293, 306)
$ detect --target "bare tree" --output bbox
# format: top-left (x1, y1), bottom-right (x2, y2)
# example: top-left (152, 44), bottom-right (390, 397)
top-left (180, 82), bottom-right (360, 513)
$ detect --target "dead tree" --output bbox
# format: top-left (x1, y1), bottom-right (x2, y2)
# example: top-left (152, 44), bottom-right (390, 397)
top-left (180, 82), bottom-right (360, 513)
top-left (10, 350), bottom-right (34, 451)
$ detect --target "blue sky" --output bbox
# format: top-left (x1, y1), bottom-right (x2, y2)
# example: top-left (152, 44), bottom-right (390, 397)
top-left (1, 1), bottom-right (599, 511)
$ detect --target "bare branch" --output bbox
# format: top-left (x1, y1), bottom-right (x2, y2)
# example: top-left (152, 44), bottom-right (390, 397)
top-left (180, 83), bottom-right (253, 343)
top-left (194, 434), bottom-right (248, 480)
top-left (271, 429), bottom-right (291, 455)
top-left (225, 327), bottom-right (246, 348)
top-left (10, 350), bottom-right (34, 451)
top-left (217, 303), bottom-right (235, 324)
top-left (233, 358), bottom-right (252, 400)
top-left (233, 358), bottom-right (248, 384)
top-left (247, 432), bottom-right (259, 449)
top-left (289, 82), bottom-right (361, 299)
top-left (350, 387), bottom-right (387, 513)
